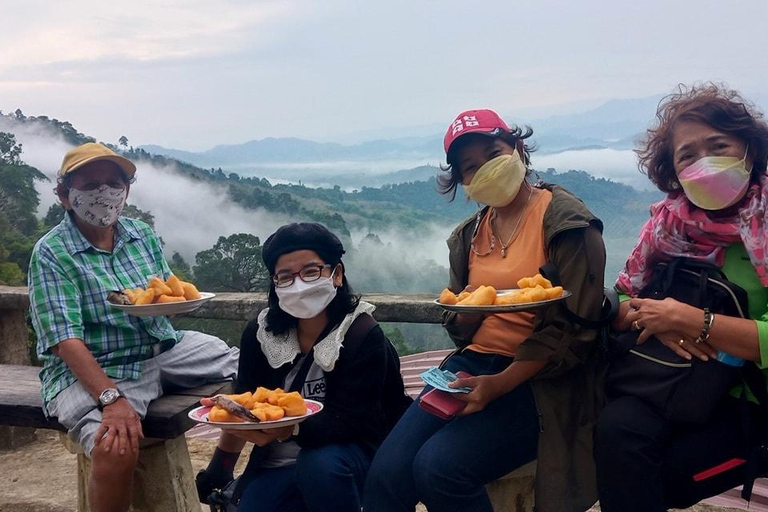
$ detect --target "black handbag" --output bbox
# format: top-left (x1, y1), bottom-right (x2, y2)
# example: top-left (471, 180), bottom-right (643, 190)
top-left (606, 258), bottom-right (749, 423)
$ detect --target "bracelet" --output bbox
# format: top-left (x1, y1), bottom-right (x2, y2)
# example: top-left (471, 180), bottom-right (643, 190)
top-left (694, 308), bottom-right (714, 344)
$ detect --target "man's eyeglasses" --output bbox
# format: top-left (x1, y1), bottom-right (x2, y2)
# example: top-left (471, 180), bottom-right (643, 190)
top-left (272, 264), bottom-right (333, 288)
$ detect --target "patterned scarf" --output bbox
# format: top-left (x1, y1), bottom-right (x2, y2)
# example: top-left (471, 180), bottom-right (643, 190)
top-left (616, 175), bottom-right (768, 296)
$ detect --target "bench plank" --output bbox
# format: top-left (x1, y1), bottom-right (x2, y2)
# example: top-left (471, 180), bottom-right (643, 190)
top-left (0, 365), bottom-right (231, 439)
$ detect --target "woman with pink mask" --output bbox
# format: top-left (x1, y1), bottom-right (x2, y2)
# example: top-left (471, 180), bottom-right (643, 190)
top-left (596, 84), bottom-right (768, 511)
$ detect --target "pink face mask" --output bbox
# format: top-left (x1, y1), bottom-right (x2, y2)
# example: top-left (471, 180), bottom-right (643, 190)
top-left (677, 148), bottom-right (751, 210)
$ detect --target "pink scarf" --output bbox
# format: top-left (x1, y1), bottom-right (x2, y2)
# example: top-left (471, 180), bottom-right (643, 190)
top-left (616, 175), bottom-right (768, 296)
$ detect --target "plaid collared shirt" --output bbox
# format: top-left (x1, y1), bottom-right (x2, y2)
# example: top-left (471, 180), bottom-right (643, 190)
top-left (28, 213), bottom-right (180, 405)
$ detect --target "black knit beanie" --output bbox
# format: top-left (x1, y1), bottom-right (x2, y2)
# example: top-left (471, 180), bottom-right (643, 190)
top-left (262, 223), bottom-right (345, 274)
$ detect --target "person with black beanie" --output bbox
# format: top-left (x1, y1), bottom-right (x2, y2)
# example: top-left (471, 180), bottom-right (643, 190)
top-left (196, 222), bottom-right (412, 511)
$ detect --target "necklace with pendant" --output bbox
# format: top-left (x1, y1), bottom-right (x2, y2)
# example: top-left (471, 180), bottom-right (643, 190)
top-left (492, 185), bottom-right (534, 258)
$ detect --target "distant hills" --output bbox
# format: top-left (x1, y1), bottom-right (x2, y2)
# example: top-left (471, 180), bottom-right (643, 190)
top-left (141, 135), bottom-right (443, 168)
top-left (141, 95), bottom-right (667, 169)
top-left (2, 108), bottom-right (667, 288)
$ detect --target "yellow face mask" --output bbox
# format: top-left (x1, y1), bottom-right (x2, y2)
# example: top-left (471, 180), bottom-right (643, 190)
top-left (462, 152), bottom-right (527, 207)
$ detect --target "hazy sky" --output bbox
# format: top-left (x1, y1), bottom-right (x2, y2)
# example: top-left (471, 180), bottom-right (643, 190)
top-left (2, 0), bottom-right (766, 150)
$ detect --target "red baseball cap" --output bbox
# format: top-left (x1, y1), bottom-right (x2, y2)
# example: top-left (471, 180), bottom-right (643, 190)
top-left (443, 109), bottom-right (511, 154)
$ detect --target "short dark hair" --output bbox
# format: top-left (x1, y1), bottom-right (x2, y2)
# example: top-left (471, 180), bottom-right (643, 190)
top-left (264, 264), bottom-right (360, 336)
top-left (637, 83), bottom-right (768, 193)
top-left (436, 126), bottom-right (536, 201)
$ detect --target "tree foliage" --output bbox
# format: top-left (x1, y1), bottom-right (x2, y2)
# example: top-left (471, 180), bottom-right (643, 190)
top-left (193, 233), bottom-right (270, 292)
top-left (122, 203), bottom-right (156, 228)
top-left (169, 252), bottom-right (193, 281)
top-left (0, 133), bottom-right (48, 284)
top-left (0, 132), bottom-right (23, 164)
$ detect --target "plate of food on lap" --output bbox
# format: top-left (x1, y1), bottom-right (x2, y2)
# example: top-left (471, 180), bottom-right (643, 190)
top-left (188, 388), bottom-right (324, 431)
top-left (435, 273), bottom-right (571, 314)
top-left (107, 275), bottom-right (215, 317)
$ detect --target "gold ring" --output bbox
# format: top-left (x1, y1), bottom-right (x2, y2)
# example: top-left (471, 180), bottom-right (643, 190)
top-left (678, 339), bottom-right (685, 346)
top-left (632, 320), bottom-right (641, 331)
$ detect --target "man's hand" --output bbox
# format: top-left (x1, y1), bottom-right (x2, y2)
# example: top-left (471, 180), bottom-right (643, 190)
top-left (223, 426), bottom-right (295, 447)
top-left (94, 398), bottom-right (143, 455)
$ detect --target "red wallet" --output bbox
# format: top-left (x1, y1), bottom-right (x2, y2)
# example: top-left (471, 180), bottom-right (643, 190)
top-left (418, 371), bottom-right (471, 420)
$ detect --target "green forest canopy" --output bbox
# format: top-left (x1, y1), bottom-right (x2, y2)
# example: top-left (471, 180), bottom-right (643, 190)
top-left (0, 110), bottom-right (662, 353)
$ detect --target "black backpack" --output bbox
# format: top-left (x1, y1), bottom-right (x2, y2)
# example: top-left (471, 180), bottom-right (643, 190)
top-left (605, 258), bottom-right (749, 424)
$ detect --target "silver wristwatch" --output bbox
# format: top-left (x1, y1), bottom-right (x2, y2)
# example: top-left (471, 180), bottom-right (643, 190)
top-left (97, 387), bottom-right (122, 410)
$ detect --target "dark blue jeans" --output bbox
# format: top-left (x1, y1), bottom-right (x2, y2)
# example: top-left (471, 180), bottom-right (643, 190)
top-left (238, 443), bottom-right (371, 512)
top-left (595, 395), bottom-right (763, 512)
top-left (364, 350), bottom-right (540, 512)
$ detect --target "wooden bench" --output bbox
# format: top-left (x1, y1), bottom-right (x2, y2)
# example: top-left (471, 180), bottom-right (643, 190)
top-left (0, 364), bottom-right (231, 512)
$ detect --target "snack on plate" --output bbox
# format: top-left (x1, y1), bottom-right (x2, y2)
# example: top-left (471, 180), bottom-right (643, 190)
top-left (437, 286), bottom-right (491, 306)
top-left (206, 387), bottom-right (309, 424)
top-left (182, 282), bottom-right (201, 300)
top-left (156, 294), bottom-right (185, 304)
top-left (438, 288), bottom-right (458, 305)
top-left (437, 274), bottom-right (565, 307)
top-left (208, 407), bottom-right (242, 423)
top-left (166, 274), bottom-right (185, 297)
top-left (457, 285), bottom-right (497, 305)
top-left (251, 403), bottom-right (286, 422)
top-left (148, 276), bottom-right (173, 296)
top-left (112, 275), bottom-right (203, 306)
top-left (438, 286), bottom-right (497, 306)
top-left (134, 288), bottom-right (156, 305)
top-left (516, 273), bottom-right (553, 290)
top-left (492, 274), bottom-right (564, 305)
top-left (278, 392), bottom-right (309, 416)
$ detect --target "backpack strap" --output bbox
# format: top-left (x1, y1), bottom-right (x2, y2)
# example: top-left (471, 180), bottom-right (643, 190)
top-left (539, 262), bottom-right (618, 330)
top-left (345, 312), bottom-right (377, 342)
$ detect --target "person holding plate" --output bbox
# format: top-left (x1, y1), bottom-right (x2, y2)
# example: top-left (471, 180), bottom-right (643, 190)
top-left (364, 109), bottom-right (607, 512)
top-left (196, 222), bottom-right (412, 512)
top-left (27, 143), bottom-right (239, 512)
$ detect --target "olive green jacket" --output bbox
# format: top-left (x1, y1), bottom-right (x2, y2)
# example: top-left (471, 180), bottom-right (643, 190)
top-left (444, 183), bottom-right (606, 512)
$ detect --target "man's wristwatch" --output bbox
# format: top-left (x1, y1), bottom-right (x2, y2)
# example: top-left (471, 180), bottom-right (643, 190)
top-left (97, 387), bottom-right (123, 410)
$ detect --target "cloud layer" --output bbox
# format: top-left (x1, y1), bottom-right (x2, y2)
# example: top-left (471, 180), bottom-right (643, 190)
top-left (2, 0), bottom-right (767, 149)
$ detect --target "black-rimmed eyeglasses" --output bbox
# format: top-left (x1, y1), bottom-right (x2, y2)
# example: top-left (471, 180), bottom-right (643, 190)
top-left (272, 264), bottom-right (333, 288)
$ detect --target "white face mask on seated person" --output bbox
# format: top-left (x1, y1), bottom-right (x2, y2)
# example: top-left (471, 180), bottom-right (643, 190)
top-left (275, 268), bottom-right (338, 319)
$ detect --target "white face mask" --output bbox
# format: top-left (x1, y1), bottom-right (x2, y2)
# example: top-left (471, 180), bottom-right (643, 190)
top-left (68, 185), bottom-right (127, 227)
top-left (275, 270), bottom-right (338, 319)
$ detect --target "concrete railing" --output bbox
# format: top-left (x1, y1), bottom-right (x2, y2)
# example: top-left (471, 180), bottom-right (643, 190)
top-left (0, 285), bottom-right (443, 367)
top-left (0, 286), bottom-right (32, 367)
top-left (0, 286), bottom-right (538, 512)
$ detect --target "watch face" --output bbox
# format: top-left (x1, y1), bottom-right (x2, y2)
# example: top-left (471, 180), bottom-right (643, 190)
top-left (100, 388), bottom-right (120, 405)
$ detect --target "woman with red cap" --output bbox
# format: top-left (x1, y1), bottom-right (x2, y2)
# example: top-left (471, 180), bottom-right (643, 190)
top-left (364, 109), bottom-right (607, 512)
